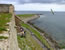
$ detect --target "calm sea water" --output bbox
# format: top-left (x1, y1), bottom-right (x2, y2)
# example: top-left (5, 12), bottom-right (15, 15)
top-left (15, 11), bottom-right (65, 44)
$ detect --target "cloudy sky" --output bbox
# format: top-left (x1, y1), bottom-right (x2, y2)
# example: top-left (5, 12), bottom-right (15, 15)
top-left (0, 0), bottom-right (65, 11)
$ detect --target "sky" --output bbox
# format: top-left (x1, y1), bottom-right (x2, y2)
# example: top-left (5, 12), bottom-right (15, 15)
top-left (0, 0), bottom-right (65, 11)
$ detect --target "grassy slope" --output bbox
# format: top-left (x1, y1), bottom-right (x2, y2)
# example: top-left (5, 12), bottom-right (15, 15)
top-left (0, 13), bottom-right (11, 32)
top-left (16, 14), bottom-right (53, 50)
top-left (21, 22), bottom-right (53, 50)
top-left (17, 31), bottom-right (43, 50)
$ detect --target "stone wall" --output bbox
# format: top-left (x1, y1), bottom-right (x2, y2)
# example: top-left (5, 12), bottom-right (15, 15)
top-left (0, 4), bottom-right (14, 13)
top-left (9, 5), bottom-right (14, 13)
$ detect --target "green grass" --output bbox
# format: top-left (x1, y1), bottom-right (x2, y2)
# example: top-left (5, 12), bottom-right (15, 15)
top-left (0, 36), bottom-right (8, 39)
top-left (17, 31), bottom-right (43, 50)
top-left (17, 14), bottom-right (35, 18)
top-left (0, 13), bottom-right (11, 32)
top-left (58, 42), bottom-right (65, 48)
top-left (0, 27), bottom-right (7, 31)
top-left (21, 22), bottom-right (54, 50)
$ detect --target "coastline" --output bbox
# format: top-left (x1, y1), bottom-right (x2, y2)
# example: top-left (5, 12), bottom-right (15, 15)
top-left (26, 14), bottom-right (60, 49)
top-left (22, 14), bottom-right (40, 23)
top-left (16, 14), bottom-right (60, 49)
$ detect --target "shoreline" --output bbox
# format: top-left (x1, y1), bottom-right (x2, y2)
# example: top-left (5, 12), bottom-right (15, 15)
top-left (27, 21), bottom-right (60, 48)
top-left (26, 14), bottom-right (60, 49)
top-left (16, 14), bottom-right (60, 49)
top-left (22, 14), bottom-right (40, 23)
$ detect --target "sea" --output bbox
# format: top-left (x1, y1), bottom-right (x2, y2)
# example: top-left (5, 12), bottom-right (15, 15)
top-left (15, 11), bottom-right (65, 44)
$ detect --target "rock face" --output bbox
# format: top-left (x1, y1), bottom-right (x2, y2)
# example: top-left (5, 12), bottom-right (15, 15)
top-left (0, 4), bottom-right (14, 13)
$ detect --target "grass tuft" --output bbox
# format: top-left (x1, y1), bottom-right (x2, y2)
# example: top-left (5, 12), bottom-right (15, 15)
top-left (0, 36), bottom-right (8, 39)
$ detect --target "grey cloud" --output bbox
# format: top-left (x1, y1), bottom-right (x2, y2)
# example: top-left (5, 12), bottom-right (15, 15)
top-left (0, 0), bottom-right (65, 4)
top-left (0, 0), bottom-right (18, 2)
top-left (19, 0), bottom-right (65, 4)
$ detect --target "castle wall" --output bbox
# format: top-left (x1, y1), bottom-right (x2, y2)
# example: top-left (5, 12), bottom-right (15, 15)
top-left (0, 4), bottom-right (14, 13)
top-left (0, 4), bottom-right (9, 13)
